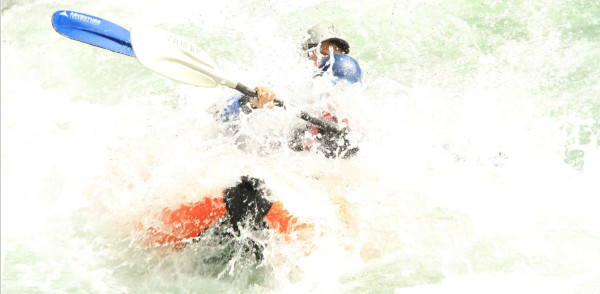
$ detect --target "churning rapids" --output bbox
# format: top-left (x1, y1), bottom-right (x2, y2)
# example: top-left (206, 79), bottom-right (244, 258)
top-left (2, 0), bottom-right (599, 293)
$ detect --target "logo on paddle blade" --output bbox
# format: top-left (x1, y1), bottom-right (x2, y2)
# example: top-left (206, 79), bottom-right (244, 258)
top-left (69, 12), bottom-right (101, 26)
top-left (165, 34), bottom-right (204, 59)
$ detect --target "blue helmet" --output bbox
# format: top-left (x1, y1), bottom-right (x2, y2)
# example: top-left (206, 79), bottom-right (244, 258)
top-left (317, 54), bottom-right (362, 84)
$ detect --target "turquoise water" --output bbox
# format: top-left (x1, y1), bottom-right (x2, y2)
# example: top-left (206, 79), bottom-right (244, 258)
top-left (2, 0), bottom-right (599, 293)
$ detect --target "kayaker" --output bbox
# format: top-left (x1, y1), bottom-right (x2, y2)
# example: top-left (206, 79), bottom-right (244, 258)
top-left (217, 23), bottom-right (362, 159)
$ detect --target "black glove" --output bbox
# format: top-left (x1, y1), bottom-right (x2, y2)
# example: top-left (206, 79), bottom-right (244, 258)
top-left (288, 126), bottom-right (359, 159)
top-left (318, 129), bottom-right (359, 159)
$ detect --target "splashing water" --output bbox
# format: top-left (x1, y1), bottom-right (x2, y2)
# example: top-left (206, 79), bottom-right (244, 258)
top-left (2, 0), bottom-right (599, 293)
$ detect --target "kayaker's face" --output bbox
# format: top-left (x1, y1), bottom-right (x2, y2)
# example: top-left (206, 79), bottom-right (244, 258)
top-left (306, 41), bottom-right (344, 65)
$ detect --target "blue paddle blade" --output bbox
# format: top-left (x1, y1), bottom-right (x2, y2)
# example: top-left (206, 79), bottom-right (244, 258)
top-left (51, 10), bottom-right (135, 57)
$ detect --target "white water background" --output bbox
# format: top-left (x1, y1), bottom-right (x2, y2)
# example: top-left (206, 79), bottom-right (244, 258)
top-left (2, 0), bottom-right (599, 293)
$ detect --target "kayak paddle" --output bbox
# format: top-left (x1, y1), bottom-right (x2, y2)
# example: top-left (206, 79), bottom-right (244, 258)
top-left (51, 10), bottom-right (135, 57)
top-left (130, 25), bottom-right (343, 133)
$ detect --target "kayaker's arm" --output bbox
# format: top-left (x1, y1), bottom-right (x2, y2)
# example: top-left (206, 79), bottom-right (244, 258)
top-left (215, 86), bottom-right (277, 122)
top-left (288, 114), bottom-right (359, 159)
